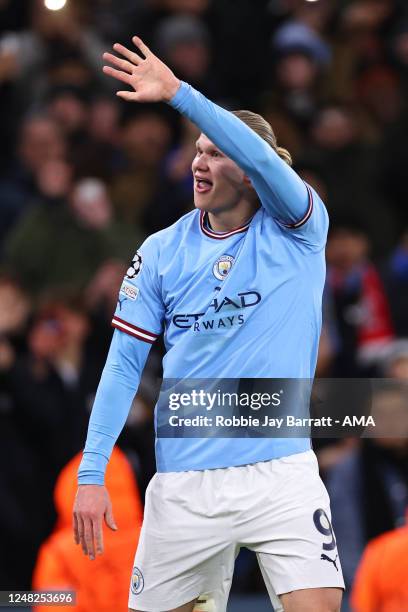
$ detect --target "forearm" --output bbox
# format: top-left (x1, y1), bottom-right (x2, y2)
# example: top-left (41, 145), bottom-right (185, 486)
top-left (78, 329), bottom-right (150, 485)
top-left (169, 82), bottom-right (309, 223)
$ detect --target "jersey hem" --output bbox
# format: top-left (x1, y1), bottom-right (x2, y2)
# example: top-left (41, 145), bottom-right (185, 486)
top-left (156, 440), bottom-right (311, 473)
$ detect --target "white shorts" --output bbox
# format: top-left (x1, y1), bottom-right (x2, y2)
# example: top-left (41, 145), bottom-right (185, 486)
top-left (128, 450), bottom-right (344, 611)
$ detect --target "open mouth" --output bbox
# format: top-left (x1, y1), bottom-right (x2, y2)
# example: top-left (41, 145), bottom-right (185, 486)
top-left (195, 178), bottom-right (213, 193)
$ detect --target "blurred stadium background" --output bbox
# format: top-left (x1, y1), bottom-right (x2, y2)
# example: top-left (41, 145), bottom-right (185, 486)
top-left (1, 0), bottom-right (408, 610)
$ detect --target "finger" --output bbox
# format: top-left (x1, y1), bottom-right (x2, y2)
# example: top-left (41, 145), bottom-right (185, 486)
top-left (113, 42), bottom-right (143, 65)
top-left (103, 52), bottom-right (134, 74)
top-left (103, 65), bottom-right (133, 85)
top-left (105, 504), bottom-right (118, 531)
top-left (73, 512), bottom-right (80, 545)
top-left (132, 36), bottom-right (151, 58)
top-left (116, 90), bottom-right (139, 101)
top-left (77, 516), bottom-right (87, 556)
top-left (83, 517), bottom-right (96, 560)
top-left (92, 516), bottom-right (104, 555)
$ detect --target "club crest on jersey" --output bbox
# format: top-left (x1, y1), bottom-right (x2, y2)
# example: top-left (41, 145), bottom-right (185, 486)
top-left (131, 566), bottom-right (144, 595)
top-left (126, 251), bottom-right (142, 279)
top-left (213, 255), bottom-right (234, 281)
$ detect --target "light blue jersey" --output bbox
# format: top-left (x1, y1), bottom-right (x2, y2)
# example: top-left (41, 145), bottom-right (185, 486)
top-left (78, 82), bottom-right (328, 483)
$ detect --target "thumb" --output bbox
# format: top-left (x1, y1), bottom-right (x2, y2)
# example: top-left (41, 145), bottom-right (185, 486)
top-left (104, 504), bottom-right (118, 531)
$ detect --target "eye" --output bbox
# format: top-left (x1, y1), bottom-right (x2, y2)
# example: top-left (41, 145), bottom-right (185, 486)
top-left (212, 150), bottom-right (220, 158)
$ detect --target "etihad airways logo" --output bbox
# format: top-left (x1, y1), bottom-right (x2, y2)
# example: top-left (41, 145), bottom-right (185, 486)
top-left (173, 290), bottom-right (261, 330)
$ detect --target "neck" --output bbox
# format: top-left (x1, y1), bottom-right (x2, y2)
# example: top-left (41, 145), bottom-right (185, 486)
top-left (207, 201), bottom-right (259, 233)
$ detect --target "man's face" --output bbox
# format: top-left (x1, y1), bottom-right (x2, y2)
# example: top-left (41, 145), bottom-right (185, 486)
top-left (191, 134), bottom-right (250, 213)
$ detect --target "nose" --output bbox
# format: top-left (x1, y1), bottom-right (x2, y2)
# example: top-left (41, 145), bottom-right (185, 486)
top-left (192, 152), bottom-right (209, 174)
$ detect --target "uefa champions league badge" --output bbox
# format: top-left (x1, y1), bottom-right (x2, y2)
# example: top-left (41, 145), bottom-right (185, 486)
top-left (213, 255), bottom-right (234, 280)
top-left (131, 566), bottom-right (144, 595)
top-left (126, 251), bottom-right (143, 279)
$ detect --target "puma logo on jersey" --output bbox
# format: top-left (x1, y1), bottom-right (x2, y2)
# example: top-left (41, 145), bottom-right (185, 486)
top-left (321, 553), bottom-right (339, 571)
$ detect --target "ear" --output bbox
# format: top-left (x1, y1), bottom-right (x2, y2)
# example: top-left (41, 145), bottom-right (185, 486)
top-left (243, 175), bottom-right (253, 187)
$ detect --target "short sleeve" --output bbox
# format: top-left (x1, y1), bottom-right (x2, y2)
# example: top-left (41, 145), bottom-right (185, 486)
top-left (112, 236), bottom-right (164, 344)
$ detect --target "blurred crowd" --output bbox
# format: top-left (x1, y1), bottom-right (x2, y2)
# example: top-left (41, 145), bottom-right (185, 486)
top-left (1, 0), bottom-right (408, 610)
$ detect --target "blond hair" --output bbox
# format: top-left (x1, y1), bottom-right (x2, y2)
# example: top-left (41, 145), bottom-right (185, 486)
top-left (231, 110), bottom-right (292, 166)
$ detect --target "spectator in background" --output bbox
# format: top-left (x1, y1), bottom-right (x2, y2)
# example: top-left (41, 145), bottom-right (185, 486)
top-left (0, 275), bottom-right (32, 589)
top-left (0, 274), bottom-right (31, 360)
top-left (351, 513), bottom-right (408, 612)
top-left (46, 84), bottom-right (90, 163)
top-left (381, 230), bottom-right (408, 337)
top-left (306, 103), bottom-right (396, 254)
top-left (328, 0), bottom-right (395, 102)
top-left (111, 108), bottom-right (172, 226)
top-left (10, 297), bottom-right (95, 473)
top-left (326, 384), bottom-right (408, 590)
top-left (355, 64), bottom-right (403, 141)
top-left (272, 20), bottom-right (330, 110)
top-left (33, 447), bottom-right (143, 612)
top-left (153, 15), bottom-right (218, 98)
top-left (74, 96), bottom-right (122, 181)
top-left (260, 17), bottom-right (331, 158)
top-left (0, 115), bottom-right (66, 249)
top-left (0, 0), bottom-right (109, 106)
top-left (377, 111), bottom-right (408, 229)
top-left (3, 176), bottom-right (141, 296)
top-left (325, 219), bottom-right (394, 376)
top-left (144, 116), bottom-right (198, 232)
top-left (0, 295), bottom-right (92, 589)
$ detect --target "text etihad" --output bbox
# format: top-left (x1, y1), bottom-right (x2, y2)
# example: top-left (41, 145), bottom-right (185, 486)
top-left (173, 291), bottom-right (262, 329)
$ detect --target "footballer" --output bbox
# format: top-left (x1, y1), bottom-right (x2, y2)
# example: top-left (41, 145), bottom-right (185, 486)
top-left (73, 37), bottom-right (344, 612)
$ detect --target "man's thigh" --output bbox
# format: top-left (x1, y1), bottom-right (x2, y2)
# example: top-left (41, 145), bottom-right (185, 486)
top-left (280, 587), bottom-right (342, 612)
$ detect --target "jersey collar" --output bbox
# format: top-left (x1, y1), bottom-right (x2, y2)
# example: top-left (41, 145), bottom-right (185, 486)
top-left (199, 210), bottom-right (251, 240)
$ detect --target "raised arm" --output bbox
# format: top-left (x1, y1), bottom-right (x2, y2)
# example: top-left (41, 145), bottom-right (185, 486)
top-left (168, 82), bottom-right (309, 225)
top-left (102, 37), bottom-right (325, 240)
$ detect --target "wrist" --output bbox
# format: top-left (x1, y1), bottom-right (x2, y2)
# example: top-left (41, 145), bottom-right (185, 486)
top-left (164, 75), bottom-right (181, 102)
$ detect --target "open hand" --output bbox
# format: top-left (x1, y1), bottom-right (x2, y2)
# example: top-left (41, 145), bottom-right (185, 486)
top-left (73, 485), bottom-right (117, 560)
top-left (103, 37), bottom-right (181, 103)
